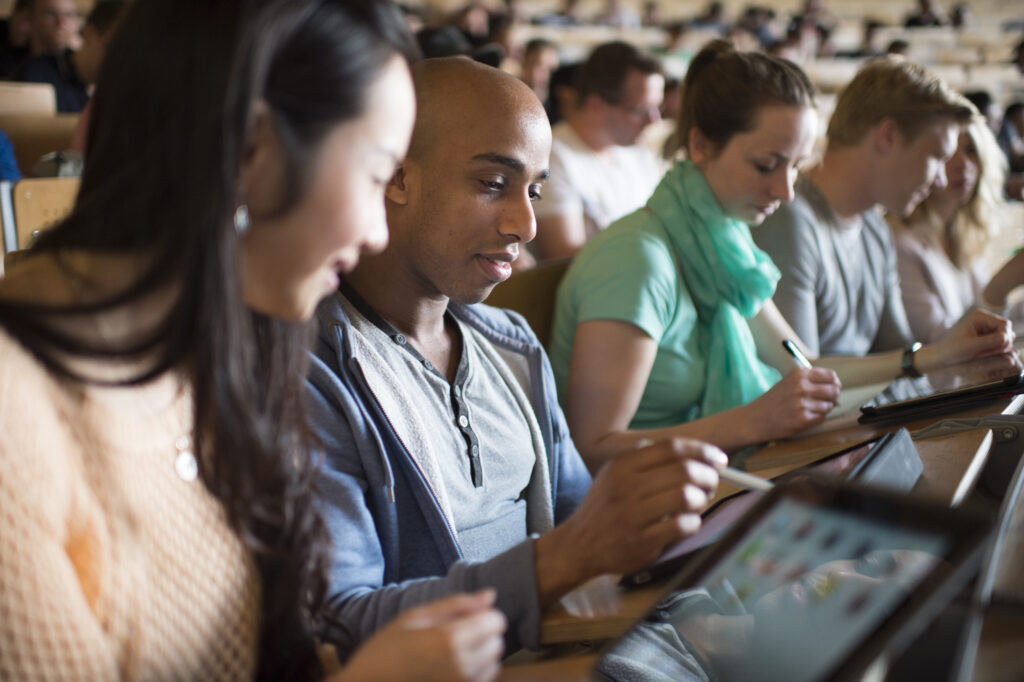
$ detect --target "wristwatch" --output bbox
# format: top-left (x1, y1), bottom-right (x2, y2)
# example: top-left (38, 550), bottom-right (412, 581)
top-left (901, 342), bottom-right (923, 378)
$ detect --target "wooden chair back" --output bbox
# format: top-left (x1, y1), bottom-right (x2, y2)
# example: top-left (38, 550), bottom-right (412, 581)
top-left (485, 259), bottom-right (571, 349)
top-left (3, 249), bottom-right (31, 275)
top-left (0, 113), bottom-right (78, 175)
top-left (0, 81), bottom-right (57, 116)
top-left (11, 177), bottom-right (79, 249)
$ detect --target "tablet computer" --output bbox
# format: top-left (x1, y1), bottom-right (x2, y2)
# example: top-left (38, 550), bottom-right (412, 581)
top-left (622, 429), bottom-right (923, 587)
top-left (594, 477), bottom-right (992, 682)
top-left (859, 363), bottom-right (1024, 424)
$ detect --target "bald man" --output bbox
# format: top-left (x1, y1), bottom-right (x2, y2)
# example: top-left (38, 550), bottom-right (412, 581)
top-left (306, 57), bottom-right (725, 657)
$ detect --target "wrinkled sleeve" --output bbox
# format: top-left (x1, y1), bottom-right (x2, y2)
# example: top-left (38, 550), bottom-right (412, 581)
top-left (871, 218), bottom-right (915, 351)
top-left (894, 231), bottom-right (957, 343)
top-left (571, 231), bottom-right (679, 343)
top-left (755, 201), bottom-right (823, 356)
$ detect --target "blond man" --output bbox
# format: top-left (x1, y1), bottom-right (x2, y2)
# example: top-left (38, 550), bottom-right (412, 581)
top-left (754, 57), bottom-right (986, 369)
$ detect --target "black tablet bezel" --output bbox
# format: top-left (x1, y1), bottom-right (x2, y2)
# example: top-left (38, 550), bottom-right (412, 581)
top-left (596, 477), bottom-right (992, 682)
top-left (859, 370), bottom-right (1024, 423)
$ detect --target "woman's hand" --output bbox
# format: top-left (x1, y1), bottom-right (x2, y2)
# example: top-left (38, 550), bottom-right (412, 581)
top-left (333, 591), bottom-right (506, 682)
top-left (925, 309), bottom-right (1014, 369)
top-left (744, 368), bottom-right (841, 441)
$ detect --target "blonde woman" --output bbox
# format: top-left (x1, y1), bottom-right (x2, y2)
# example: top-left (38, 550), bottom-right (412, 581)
top-left (888, 114), bottom-right (1011, 342)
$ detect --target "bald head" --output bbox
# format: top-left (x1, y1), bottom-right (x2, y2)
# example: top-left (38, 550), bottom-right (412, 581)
top-left (375, 56), bottom-right (552, 305)
top-left (408, 57), bottom-right (549, 163)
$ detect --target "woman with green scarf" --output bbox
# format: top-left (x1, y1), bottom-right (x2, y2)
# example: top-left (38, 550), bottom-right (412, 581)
top-left (552, 41), bottom-right (1015, 471)
top-left (549, 41), bottom-right (839, 470)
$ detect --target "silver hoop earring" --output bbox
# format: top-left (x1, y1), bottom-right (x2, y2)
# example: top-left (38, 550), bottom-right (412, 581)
top-left (233, 204), bottom-right (250, 234)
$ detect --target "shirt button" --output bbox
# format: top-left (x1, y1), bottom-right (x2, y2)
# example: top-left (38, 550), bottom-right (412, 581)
top-left (394, 334), bottom-right (406, 345)
top-left (422, 359), bottom-right (432, 369)
top-left (471, 445), bottom-right (479, 456)
top-left (458, 415), bottom-right (469, 428)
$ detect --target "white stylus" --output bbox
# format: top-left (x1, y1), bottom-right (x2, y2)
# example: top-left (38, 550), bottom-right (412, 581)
top-left (636, 438), bottom-right (774, 492)
top-left (720, 467), bottom-right (775, 492)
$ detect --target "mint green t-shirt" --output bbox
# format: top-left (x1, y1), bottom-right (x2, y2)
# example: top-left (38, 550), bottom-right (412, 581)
top-left (550, 208), bottom-right (706, 430)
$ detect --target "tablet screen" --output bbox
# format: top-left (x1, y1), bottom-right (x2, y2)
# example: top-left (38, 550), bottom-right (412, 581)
top-left (695, 499), bottom-right (946, 681)
top-left (596, 483), bottom-right (983, 682)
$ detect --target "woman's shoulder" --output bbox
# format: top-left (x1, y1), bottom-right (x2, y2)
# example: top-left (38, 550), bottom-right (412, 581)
top-left (0, 325), bottom-right (53, 384)
top-left (0, 326), bottom-right (75, 486)
top-left (580, 210), bottom-right (677, 269)
top-left (0, 327), bottom-right (67, 421)
top-left (561, 213), bottom-right (685, 315)
top-left (889, 219), bottom-right (932, 252)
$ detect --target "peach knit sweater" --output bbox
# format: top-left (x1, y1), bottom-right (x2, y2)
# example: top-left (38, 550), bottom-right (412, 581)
top-left (0, 328), bottom-right (262, 680)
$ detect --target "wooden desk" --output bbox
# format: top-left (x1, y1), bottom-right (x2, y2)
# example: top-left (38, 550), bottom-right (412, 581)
top-left (499, 655), bottom-right (594, 681)
top-left (972, 609), bottom-right (1024, 682)
top-left (989, 471), bottom-right (1024, 606)
top-left (537, 396), bottom-right (1016, 648)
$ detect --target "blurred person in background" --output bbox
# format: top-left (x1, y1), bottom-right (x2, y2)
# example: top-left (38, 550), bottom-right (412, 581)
top-left (0, 0), bottom-right (33, 76)
top-left (997, 101), bottom-right (1024, 173)
top-left (16, 0), bottom-right (126, 113)
top-left (964, 90), bottom-right (1001, 133)
top-left (519, 38), bottom-right (559, 107)
top-left (905, 0), bottom-right (945, 27)
top-left (27, 0), bottom-right (79, 56)
top-left (836, 19), bottom-right (885, 58)
top-left (888, 114), bottom-right (1016, 342)
top-left (532, 42), bottom-right (665, 261)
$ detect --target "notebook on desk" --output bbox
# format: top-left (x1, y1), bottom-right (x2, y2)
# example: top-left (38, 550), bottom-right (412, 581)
top-left (622, 429), bottom-right (923, 588)
top-left (594, 477), bottom-right (992, 682)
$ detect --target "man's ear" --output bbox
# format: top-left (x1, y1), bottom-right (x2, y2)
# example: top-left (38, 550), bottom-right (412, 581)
top-left (872, 117), bottom-right (901, 155)
top-left (580, 92), bottom-right (608, 116)
top-left (385, 163), bottom-right (410, 205)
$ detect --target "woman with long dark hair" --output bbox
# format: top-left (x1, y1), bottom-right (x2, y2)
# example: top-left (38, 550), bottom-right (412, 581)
top-left (0, 1), bottom-right (503, 680)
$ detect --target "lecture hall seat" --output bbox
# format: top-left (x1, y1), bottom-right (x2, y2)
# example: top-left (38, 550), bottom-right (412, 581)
top-left (11, 177), bottom-right (79, 250)
top-left (485, 258), bottom-right (571, 350)
top-left (0, 81), bottom-right (57, 116)
top-left (0, 113), bottom-right (79, 175)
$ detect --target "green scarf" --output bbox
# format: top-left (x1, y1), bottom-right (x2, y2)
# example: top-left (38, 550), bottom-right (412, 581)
top-left (647, 160), bottom-right (782, 416)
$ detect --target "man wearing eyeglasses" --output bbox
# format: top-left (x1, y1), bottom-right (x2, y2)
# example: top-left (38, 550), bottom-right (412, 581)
top-left (27, 0), bottom-right (79, 57)
top-left (15, 0), bottom-right (125, 114)
top-left (532, 41), bottom-right (666, 261)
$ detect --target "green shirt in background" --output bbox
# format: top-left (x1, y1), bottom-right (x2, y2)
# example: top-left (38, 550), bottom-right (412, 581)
top-left (550, 207), bottom-right (707, 430)
top-left (550, 160), bottom-right (782, 431)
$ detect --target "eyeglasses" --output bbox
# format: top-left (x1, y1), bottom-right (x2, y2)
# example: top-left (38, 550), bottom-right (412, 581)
top-left (42, 9), bottom-right (80, 22)
top-left (611, 101), bottom-right (661, 120)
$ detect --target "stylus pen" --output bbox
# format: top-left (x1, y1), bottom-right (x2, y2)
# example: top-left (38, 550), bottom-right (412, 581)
top-left (720, 467), bottom-right (775, 492)
top-left (635, 439), bottom-right (774, 492)
top-left (782, 339), bottom-right (813, 369)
